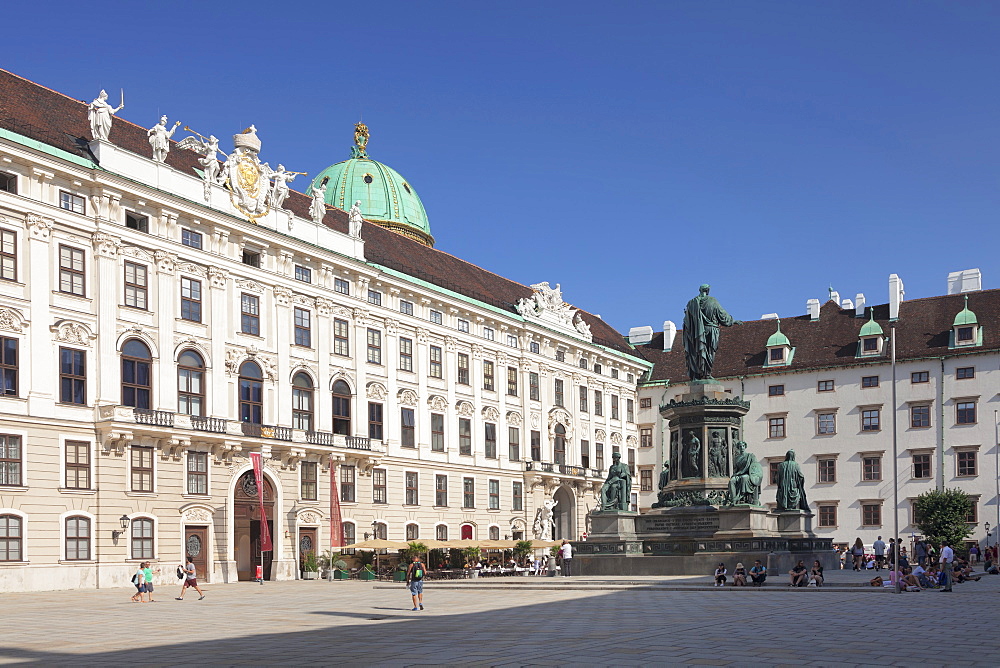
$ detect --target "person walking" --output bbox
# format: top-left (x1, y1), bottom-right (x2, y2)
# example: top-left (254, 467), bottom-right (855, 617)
top-left (852, 538), bottom-right (865, 571)
top-left (939, 541), bottom-right (955, 592)
top-left (131, 563), bottom-right (146, 603)
top-left (873, 536), bottom-right (886, 570)
top-left (176, 555), bottom-right (206, 601)
top-left (406, 553), bottom-right (425, 611)
top-left (142, 561), bottom-right (159, 602)
top-left (914, 539), bottom-right (927, 567)
top-left (559, 540), bottom-right (573, 577)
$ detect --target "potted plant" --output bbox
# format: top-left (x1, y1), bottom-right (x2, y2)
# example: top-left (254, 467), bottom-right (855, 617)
top-left (332, 558), bottom-right (351, 580)
top-left (463, 546), bottom-right (482, 578)
top-left (358, 563), bottom-right (377, 581)
top-left (302, 552), bottom-right (319, 580)
top-left (514, 540), bottom-right (533, 575)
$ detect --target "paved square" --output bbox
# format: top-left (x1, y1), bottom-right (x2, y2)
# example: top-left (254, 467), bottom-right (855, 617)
top-left (0, 571), bottom-right (995, 666)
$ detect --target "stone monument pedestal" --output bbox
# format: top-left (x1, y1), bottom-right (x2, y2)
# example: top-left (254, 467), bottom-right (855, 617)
top-left (773, 510), bottom-right (814, 536)
top-left (716, 505), bottom-right (778, 538)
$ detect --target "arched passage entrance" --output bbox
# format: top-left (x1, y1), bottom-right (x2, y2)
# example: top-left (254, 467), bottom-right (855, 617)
top-left (234, 470), bottom-right (275, 581)
top-left (551, 487), bottom-right (575, 541)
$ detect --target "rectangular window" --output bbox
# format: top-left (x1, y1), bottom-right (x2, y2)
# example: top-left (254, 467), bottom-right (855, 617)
top-left (769, 461), bottom-right (780, 485)
top-left (60, 190), bottom-right (85, 214)
top-left (555, 349), bottom-right (565, 362)
top-left (405, 471), bottom-right (419, 505)
top-left (396, 337), bottom-right (413, 371)
top-left (912, 453), bottom-right (931, 479)
top-left (457, 318), bottom-right (469, 333)
top-left (125, 211), bottom-right (148, 233)
top-left (340, 465), bottom-right (356, 502)
top-left (334, 277), bottom-right (350, 295)
top-left (507, 367), bottom-right (518, 396)
top-left (862, 503), bottom-right (882, 527)
top-left (434, 474), bottom-right (448, 507)
top-left (513, 481), bottom-right (523, 511)
top-left (372, 468), bottom-right (387, 504)
top-left (59, 347), bottom-right (86, 405)
top-left (488, 479), bottom-right (500, 509)
top-left (123, 262), bottom-right (148, 310)
top-left (507, 334), bottom-right (518, 348)
top-left (640, 427), bottom-right (653, 448)
top-left (367, 289), bottom-right (382, 306)
top-left (366, 328), bottom-right (382, 364)
top-left (457, 353), bottom-right (470, 384)
top-left (911, 405), bottom-right (930, 428)
top-left (0, 514), bottom-right (21, 561)
top-left (430, 309), bottom-right (442, 325)
top-left (295, 461), bottom-right (317, 501)
top-left (862, 375), bottom-right (879, 388)
top-left (862, 456), bottom-right (882, 481)
top-left (401, 408), bottom-right (415, 448)
top-left (579, 386), bottom-right (588, 412)
top-left (957, 451), bottom-right (977, 477)
top-left (431, 413), bottom-right (444, 451)
top-left (594, 390), bottom-right (603, 416)
top-left (768, 384), bottom-right (785, 396)
top-left (463, 477), bottom-right (475, 508)
top-left (530, 341), bottom-right (540, 354)
top-left (65, 517), bottom-right (90, 561)
top-left (529, 372), bottom-right (540, 401)
top-left (581, 440), bottom-right (590, 468)
top-left (626, 398), bottom-right (635, 422)
top-left (862, 337), bottom-right (879, 352)
top-left (293, 308), bottom-right (311, 347)
top-left (817, 379), bottom-right (834, 392)
top-left (640, 468), bottom-right (653, 492)
top-left (769, 416), bottom-right (785, 438)
top-left (770, 348), bottom-right (785, 362)
top-left (0, 171), bottom-right (17, 194)
top-left (1, 337), bottom-right (17, 397)
top-left (818, 505), bottom-right (837, 527)
top-left (483, 327), bottom-right (495, 341)
top-left (862, 409), bottom-right (881, 431)
top-left (554, 379), bottom-right (564, 407)
top-left (611, 395), bottom-right (620, 419)
top-left (508, 427), bottom-right (520, 461)
top-left (399, 299), bottom-right (413, 315)
top-left (483, 361), bottom-right (495, 391)
top-left (817, 458), bottom-right (836, 483)
top-left (241, 250), bottom-right (260, 268)
top-left (531, 430), bottom-right (541, 462)
top-left (368, 402), bottom-right (383, 440)
top-left (131, 445), bottom-right (153, 492)
top-left (911, 371), bottom-right (929, 384)
top-left (187, 451), bottom-right (208, 495)
top-left (459, 418), bottom-right (472, 455)
top-left (956, 401), bottom-right (976, 425)
top-left (334, 319), bottom-right (350, 356)
top-left (484, 423), bottom-right (497, 459)
top-left (596, 442), bottom-right (605, 470)
top-left (0, 229), bottom-right (16, 281)
top-left (181, 228), bottom-right (202, 249)
top-left (956, 366), bottom-right (975, 379)
top-left (817, 413), bottom-right (836, 435)
top-left (59, 245), bottom-right (86, 296)
top-left (180, 277), bottom-right (202, 322)
top-left (64, 440), bottom-right (90, 489)
top-left (0, 434), bottom-right (22, 487)
top-left (240, 293), bottom-right (260, 335)
top-left (628, 448), bottom-right (636, 475)
top-left (640, 397), bottom-right (651, 409)
top-left (957, 326), bottom-right (974, 343)
top-left (611, 368), bottom-right (619, 379)
top-left (294, 265), bottom-right (311, 283)
top-left (342, 522), bottom-right (355, 546)
top-left (429, 345), bottom-right (443, 378)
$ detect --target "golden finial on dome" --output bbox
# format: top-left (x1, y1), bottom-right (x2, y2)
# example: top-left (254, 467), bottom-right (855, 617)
top-left (352, 122), bottom-right (369, 159)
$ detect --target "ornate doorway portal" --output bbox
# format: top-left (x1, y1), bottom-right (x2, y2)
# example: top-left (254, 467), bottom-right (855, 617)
top-left (552, 487), bottom-right (575, 541)
top-left (185, 525), bottom-right (209, 583)
top-left (234, 470), bottom-right (275, 581)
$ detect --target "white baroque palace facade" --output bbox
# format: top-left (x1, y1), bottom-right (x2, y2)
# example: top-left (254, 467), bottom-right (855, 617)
top-left (0, 70), bottom-right (648, 591)
top-left (632, 275), bottom-right (1000, 553)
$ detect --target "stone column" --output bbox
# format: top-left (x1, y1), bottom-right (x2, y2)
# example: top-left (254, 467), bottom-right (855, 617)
top-left (207, 267), bottom-right (230, 418)
top-left (154, 251), bottom-right (177, 410)
top-left (314, 297), bottom-right (333, 433)
top-left (91, 232), bottom-right (122, 405)
top-left (25, 214), bottom-right (54, 415)
top-left (351, 307), bottom-right (369, 438)
top-left (272, 286), bottom-right (293, 427)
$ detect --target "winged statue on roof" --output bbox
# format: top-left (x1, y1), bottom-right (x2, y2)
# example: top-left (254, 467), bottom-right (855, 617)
top-left (177, 128), bottom-right (227, 201)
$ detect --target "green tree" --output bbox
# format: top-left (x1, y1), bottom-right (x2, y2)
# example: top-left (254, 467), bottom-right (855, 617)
top-left (513, 540), bottom-right (534, 562)
top-left (914, 488), bottom-right (973, 552)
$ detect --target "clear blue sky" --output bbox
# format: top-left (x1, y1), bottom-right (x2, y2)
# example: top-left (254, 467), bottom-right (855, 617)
top-left (6, 1), bottom-right (999, 334)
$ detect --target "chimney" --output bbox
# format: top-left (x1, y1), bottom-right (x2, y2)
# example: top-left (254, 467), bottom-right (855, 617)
top-left (888, 274), bottom-right (904, 320)
top-left (947, 268), bottom-right (982, 295)
top-left (841, 298), bottom-right (854, 311)
top-left (760, 313), bottom-right (779, 320)
top-left (663, 320), bottom-right (677, 352)
top-left (855, 293), bottom-right (866, 317)
top-left (806, 298), bottom-right (820, 321)
top-left (628, 326), bottom-right (653, 346)
top-left (828, 288), bottom-right (840, 304)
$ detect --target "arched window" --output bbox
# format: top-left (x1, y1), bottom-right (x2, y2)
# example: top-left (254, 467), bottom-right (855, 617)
top-left (239, 361), bottom-right (263, 424)
top-left (0, 514), bottom-right (22, 561)
top-left (121, 339), bottom-right (152, 409)
top-left (65, 515), bottom-right (91, 561)
top-left (554, 424), bottom-right (566, 465)
top-left (435, 524), bottom-right (448, 541)
top-left (405, 523), bottom-right (419, 541)
top-left (489, 525), bottom-right (500, 541)
top-left (131, 517), bottom-right (154, 559)
top-left (460, 523), bottom-right (474, 540)
top-left (177, 350), bottom-right (205, 416)
top-left (292, 373), bottom-right (314, 431)
top-left (332, 380), bottom-right (351, 435)
top-left (341, 521), bottom-right (355, 547)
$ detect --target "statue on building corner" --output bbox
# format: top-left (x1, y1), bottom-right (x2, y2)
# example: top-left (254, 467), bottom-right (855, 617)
top-left (682, 284), bottom-right (741, 381)
top-left (598, 451), bottom-right (632, 511)
top-left (348, 200), bottom-right (364, 238)
top-left (88, 89), bottom-right (124, 142)
top-left (147, 115), bottom-right (181, 163)
top-left (775, 449), bottom-right (809, 511)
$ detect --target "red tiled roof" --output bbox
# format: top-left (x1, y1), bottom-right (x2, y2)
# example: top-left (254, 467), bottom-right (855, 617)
top-left (0, 68), bottom-right (637, 358)
top-left (634, 290), bottom-right (1000, 383)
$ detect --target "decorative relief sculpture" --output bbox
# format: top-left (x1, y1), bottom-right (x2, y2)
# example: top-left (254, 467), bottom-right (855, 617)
top-left (427, 395), bottom-right (447, 411)
top-left (683, 431), bottom-right (701, 477)
top-left (506, 411), bottom-right (522, 426)
top-left (775, 449), bottom-right (809, 511)
top-left (219, 126), bottom-right (272, 221)
top-left (482, 406), bottom-right (500, 421)
top-left (348, 200), bottom-right (364, 238)
top-left (456, 401), bottom-right (475, 418)
top-left (272, 286), bottom-right (292, 306)
top-left (225, 348), bottom-right (243, 375)
top-left (515, 282), bottom-right (593, 341)
top-left (183, 508), bottom-right (212, 524)
top-left (366, 382), bottom-right (387, 401)
top-left (51, 321), bottom-right (94, 347)
top-left (397, 388), bottom-right (418, 407)
top-left (707, 429), bottom-right (728, 478)
top-left (724, 441), bottom-right (762, 506)
top-left (682, 284), bottom-right (741, 381)
top-left (25, 213), bottom-right (52, 239)
top-left (88, 89), bottom-right (124, 141)
top-left (147, 115), bottom-right (181, 163)
top-left (0, 307), bottom-right (25, 333)
top-left (299, 510), bottom-right (319, 525)
top-left (599, 452), bottom-right (632, 511)
top-left (154, 251), bottom-right (177, 274)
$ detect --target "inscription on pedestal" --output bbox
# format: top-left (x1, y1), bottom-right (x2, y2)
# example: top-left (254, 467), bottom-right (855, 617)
top-left (640, 514), bottom-right (720, 533)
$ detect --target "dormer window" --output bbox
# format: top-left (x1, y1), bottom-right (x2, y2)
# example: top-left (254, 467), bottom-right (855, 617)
top-left (862, 337), bottom-right (879, 353)
top-left (769, 348), bottom-right (785, 363)
top-left (951, 296), bottom-right (980, 348)
top-left (857, 308), bottom-right (884, 357)
top-left (764, 320), bottom-right (794, 367)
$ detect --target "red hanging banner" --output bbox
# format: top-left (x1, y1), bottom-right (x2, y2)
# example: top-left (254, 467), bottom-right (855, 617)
top-left (249, 452), bottom-right (273, 552)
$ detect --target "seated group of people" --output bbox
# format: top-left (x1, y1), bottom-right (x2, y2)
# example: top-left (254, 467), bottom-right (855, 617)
top-left (870, 558), bottom-right (984, 591)
top-left (713, 560), bottom-right (769, 587)
top-left (787, 560), bottom-right (824, 587)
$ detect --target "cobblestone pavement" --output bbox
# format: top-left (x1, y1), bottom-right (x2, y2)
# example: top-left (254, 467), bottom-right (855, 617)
top-left (0, 570), bottom-right (996, 667)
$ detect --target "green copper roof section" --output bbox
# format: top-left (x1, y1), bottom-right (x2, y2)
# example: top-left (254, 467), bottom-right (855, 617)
top-left (859, 309), bottom-right (884, 337)
top-left (953, 295), bottom-right (978, 326)
top-left (766, 320), bottom-right (790, 347)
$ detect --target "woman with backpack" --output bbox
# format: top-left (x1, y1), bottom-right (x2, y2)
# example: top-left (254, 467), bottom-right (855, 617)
top-left (406, 553), bottom-right (426, 611)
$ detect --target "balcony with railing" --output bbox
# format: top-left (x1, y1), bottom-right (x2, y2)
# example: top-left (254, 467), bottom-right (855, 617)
top-left (191, 416), bottom-right (228, 433)
top-left (241, 422), bottom-right (293, 441)
top-left (524, 461), bottom-right (603, 479)
top-left (133, 408), bottom-right (175, 427)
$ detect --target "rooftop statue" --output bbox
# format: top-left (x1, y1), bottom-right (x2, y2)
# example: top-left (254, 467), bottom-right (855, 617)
top-left (310, 181), bottom-right (328, 224)
top-left (177, 128), bottom-right (226, 200)
top-left (348, 200), bottom-right (364, 238)
top-left (724, 441), bottom-right (762, 506)
top-left (599, 451), bottom-right (632, 511)
top-left (682, 284), bottom-right (741, 381)
top-left (351, 122), bottom-right (370, 159)
top-left (88, 89), bottom-right (124, 142)
top-left (147, 115), bottom-right (181, 163)
top-left (775, 449), bottom-right (809, 511)
top-left (268, 165), bottom-right (305, 211)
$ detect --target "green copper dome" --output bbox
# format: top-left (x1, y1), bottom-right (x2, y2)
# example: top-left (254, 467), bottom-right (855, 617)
top-left (859, 309), bottom-right (884, 337)
top-left (766, 320), bottom-right (790, 348)
top-left (308, 123), bottom-right (433, 246)
top-left (953, 295), bottom-right (978, 326)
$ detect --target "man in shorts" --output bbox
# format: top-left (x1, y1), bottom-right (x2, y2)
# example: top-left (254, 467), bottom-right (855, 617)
top-left (176, 555), bottom-right (206, 600)
top-left (406, 554), bottom-right (425, 611)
